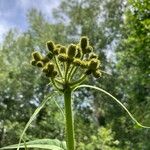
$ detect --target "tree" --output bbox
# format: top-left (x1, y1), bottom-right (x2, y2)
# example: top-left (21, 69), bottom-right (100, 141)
top-left (53, 0), bottom-right (126, 148)
top-left (115, 0), bottom-right (150, 148)
top-left (0, 10), bottom-right (65, 146)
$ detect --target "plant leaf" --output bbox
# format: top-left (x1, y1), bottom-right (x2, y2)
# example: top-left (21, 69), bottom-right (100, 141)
top-left (74, 84), bottom-right (150, 129)
top-left (0, 139), bottom-right (66, 150)
top-left (17, 91), bottom-right (57, 150)
top-left (53, 97), bottom-right (65, 119)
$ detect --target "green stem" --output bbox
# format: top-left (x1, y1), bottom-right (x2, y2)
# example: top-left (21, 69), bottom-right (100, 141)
top-left (68, 65), bottom-right (76, 81)
top-left (51, 78), bottom-right (62, 91)
top-left (69, 55), bottom-right (84, 81)
top-left (70, 74), bottom-right (86, 88)
top-left (65, 64), bottom-right (70, 82)
top-left (55, 79), bottom-right (63, 84)
top-left (64, 87), bottom-right (75, 150)
top-left (54, 56), bottom-right (63, 78)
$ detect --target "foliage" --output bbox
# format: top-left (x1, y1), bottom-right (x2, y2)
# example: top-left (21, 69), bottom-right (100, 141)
top-left (115, 0), bottom-right (150, 148)
top-left (0, 139), bottom-right (66, 150)
top-left (0, 0), bottom-right (150, 149)
top-left (77, 127), bottom-right (120, 150)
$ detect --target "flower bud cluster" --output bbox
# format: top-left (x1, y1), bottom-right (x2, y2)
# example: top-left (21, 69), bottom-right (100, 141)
top-left (31, 37), bottom-right (101, 82)
top-left (30, 50), bottom-right (57, 78)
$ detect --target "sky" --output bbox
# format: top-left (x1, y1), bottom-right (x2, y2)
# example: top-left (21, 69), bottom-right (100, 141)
top-left (0, 0), bottom-right (60, 42)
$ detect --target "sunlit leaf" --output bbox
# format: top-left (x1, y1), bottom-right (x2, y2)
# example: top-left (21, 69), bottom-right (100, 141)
top-left (74, 85), bottom-right (150, 129)
top-left (0, 139), bottom-right (66, 150)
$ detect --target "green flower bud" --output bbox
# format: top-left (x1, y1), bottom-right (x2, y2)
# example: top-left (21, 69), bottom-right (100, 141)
top-left (80, 61), bottom-right (88, 69)
top-left (46, 72), bottom-right (52, 77)
top-left (67, 57), bottom-right (74, 63)
top-left (42, 67), bottom-right (48, 73)
top-left (89, 52), bottom-right (98, 59)
top-left (53, 48), bottom-right (59, 55)
top-left (41, 57), bottom-right (49, 64)
top-left (89, 59), bottom-right (100, 70)
top-left (46, 41), bottom-right (55, 52)
top-left (56, 44), bottom-right (63, 48)
top-left (52, 70), bottom-right (58, 77)
top-left (67, 44), bottom-right (77, 58)
top-left (85, 69), bottom-right (92, 75)
top-left (73, 58), bottom-right (82, 66)
top-left (46, 52), bottom-right (53, 60)
top-left (46, 63), bottom-right (54, 72)
top-left (59, 46), bottom-right (66, 54)
top-left (86, 46), bottom-right (93, 53)
top-left (80, 36), bottom-right (89, 50)
top-left (30, 60), bottom-right (37, 66)
top-left (32, 52), bottom-right (42, 61)
top-left (93, 70), bottom-right (101, 78)
top-left (45, 70), bottom-right (57, 78)
top-left (75, 47), bottom-right (82, 58)
top-left (58, 54), bottom-right (68, 62)
top-left (36, 61), bottom-right (44, 67)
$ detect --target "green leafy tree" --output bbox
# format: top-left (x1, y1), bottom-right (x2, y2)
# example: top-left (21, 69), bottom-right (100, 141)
top-left (53, 0), bottom-right (127, 146)
top-left (115, 0), bottom-right (150, 149)
top-left (0, 11), bottom-right (66, 146)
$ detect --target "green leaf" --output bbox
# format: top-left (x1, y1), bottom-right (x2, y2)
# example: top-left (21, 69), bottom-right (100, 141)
top-left (74, 84), bottom-right (150, 129)
top-left (17, 91), bottom-right (58, 150)
top-left (0, 139), bottom-right (66, 150)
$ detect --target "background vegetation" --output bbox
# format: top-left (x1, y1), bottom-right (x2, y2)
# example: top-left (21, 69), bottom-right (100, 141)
top-left (0, 0), bottom-right (150, 149)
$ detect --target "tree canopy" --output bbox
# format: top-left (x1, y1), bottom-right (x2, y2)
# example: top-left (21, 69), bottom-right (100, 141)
top-left (0, 0), bottom-right (149, 149)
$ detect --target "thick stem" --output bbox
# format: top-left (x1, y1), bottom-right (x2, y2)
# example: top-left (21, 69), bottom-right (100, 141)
top-left (64, 87), bottom-right (75, 150)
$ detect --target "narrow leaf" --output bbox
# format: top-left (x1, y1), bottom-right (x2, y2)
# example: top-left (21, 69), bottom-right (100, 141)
top-left (0, 139), bottom-right (66, 150)
top-left (17, 92), bottom-right (57, 150)
top-left (74, 85), bottom-right (150, 129)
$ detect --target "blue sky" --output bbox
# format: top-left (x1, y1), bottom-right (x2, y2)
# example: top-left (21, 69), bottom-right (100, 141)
top-left (0, 0), bottom-right (60, 42)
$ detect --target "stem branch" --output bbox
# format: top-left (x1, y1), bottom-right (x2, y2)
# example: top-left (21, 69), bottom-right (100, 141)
top-left (54, 56), bottom-right (63, 78)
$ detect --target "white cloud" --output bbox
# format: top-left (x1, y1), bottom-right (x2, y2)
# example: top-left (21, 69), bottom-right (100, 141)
top-left (18, 0), bottom-right (60, 20)
top-left (0, 0), bottom-right (60, 43)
